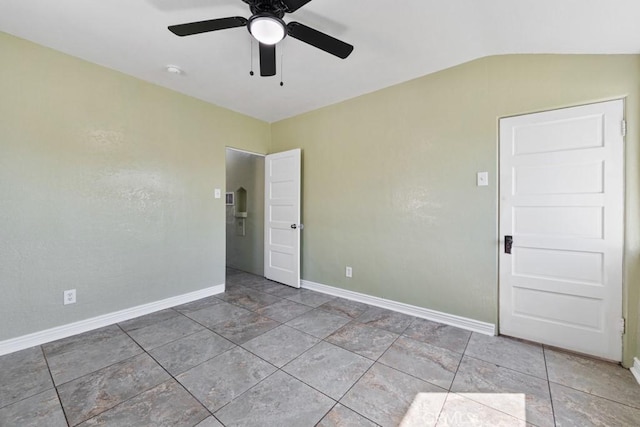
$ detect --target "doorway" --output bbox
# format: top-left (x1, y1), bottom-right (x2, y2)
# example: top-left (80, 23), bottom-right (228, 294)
top-left (225, 148), bottom-right (265, 276)
top-left (498, 99), bottom-right (625, 361)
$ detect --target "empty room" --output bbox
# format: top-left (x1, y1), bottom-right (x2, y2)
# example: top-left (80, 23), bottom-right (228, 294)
top-left (1, 0), bottom-right (639, 426)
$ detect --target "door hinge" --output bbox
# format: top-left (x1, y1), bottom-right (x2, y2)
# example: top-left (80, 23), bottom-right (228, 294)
top-left (621, 120), bottom-right (627, 137)
top-left (619, 318), bottom-right (626, 334)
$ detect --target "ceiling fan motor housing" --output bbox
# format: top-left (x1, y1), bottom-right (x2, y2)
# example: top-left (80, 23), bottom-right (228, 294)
top-left (246, 0), bottom-right (287, 18)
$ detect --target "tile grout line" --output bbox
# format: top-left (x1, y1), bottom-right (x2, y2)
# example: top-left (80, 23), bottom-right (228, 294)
top-left (0, 349), bottom-right (66, 412)
top-left (322, 319), bottom-right (408, 426)
top-left (543, 344), bottom-right (640, 411)
top-left (432, 330), bottom-right (474, 427)
top-left (119, 320), bottom-right (242, 426)
top-left (281, 302), bottom-right (474, 425)
top-left (40, 345), bottom-right (72, 427)
top-left (221, 286), bottom-right (353, 424)
top-left (43, 326), bottom-right (151, 392)
top-left (325, 316), bottom-right (465, 387)
top-left (122, 310), bottom-right (215, 354)
top-left (444, 336), bottom-right (555, 426)
top-left (210, 369), bottom-right (282, 417)
top-left (546, 377), bottom-right (640, 411)
top-left (459, 352), bottom-right (550, 382)
top-left (326, 362), bottom-right (380, 425)
top-left (346, 315), bottom-right (469, 425)
top-left (64, 324), bottom-right (216, 425)
top-left (232, 282), bottom-right (399, 425)
top-left (542, 346), bottom-right (558, 427)
top-left (138, 337), bottom-right (219, 426)
top-left (172, 287), bottom-right (340, 424)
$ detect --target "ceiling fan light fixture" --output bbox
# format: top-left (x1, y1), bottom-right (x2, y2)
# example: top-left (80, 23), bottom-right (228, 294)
top-left (248, 15), bottom-right (286, 45)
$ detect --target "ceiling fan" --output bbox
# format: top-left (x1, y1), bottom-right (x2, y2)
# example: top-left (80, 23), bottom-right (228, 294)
top-left (168, 0), bottom-right (354, 77)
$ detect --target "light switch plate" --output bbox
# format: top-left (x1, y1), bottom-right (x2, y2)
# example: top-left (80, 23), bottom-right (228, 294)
top-left (477, 172), bottom-right (489, 186)
top-left (214, 188), bottom-right (221, 198)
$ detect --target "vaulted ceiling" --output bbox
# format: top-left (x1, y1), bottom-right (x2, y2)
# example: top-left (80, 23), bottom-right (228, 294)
top-left (1, 0), bottom-right (639, 122)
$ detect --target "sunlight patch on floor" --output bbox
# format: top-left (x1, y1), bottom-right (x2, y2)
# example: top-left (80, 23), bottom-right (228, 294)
top-left (400, 392), bottom-right (527, 426)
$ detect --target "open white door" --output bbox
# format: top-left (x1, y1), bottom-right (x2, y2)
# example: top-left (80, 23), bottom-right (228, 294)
top-left (264, 149), bottom-right (302, 288)
top-left (499, 100), bottom-right (624, 361)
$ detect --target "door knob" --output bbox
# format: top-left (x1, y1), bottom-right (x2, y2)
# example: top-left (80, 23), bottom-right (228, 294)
top-left (505, 235), bottom-right (513, 254)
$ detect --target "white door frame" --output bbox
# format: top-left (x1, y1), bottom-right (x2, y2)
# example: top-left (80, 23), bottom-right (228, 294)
top-left (224, 147), bottom-right (302, 288)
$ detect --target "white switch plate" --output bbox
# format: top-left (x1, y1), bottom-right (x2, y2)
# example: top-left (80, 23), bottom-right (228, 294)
top-left (346, 266), bottom-right (352, 278)
top-left (477, 172), bottom-right (489, 186)
top-left (214, 188), bottom-right (221, 198)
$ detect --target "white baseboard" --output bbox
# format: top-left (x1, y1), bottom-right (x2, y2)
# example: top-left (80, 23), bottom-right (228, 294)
top-left (0, 284), bottom-right (225, 356)
top-left (631, 357), bottom-right (640, 385)
top-left (301, 280), bottom-right (495, 336)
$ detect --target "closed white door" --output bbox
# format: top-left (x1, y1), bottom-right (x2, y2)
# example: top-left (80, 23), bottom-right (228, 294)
top-left (264, 149), bottom-right (301, 288)
top-left (499, 100), bottom-right (624, 361)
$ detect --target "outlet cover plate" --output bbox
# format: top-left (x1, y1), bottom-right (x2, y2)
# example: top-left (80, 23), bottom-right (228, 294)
top-left (346, 266), bottom-right (352, 278)
top-left (64, 289), bottom-right (76, 305)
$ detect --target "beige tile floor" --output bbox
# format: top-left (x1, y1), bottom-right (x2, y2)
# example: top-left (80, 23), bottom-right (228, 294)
top-left (0, 268), bottom-right (638, 426)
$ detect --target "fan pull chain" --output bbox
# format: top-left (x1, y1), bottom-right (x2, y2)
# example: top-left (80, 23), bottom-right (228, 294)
top-left (279, 43), bottom-right (284, 86)
top-left (249, 38), bottom-right (254, 76)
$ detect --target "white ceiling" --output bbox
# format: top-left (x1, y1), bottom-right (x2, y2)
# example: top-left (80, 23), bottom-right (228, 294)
top-left (1, 0), bottom-right (639, 122)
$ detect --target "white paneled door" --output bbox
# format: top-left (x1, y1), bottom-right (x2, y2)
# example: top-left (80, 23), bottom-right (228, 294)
top-left (264, 149), bottom-right (302, 288)
top-left (499, 100), bottom-right (624, 361)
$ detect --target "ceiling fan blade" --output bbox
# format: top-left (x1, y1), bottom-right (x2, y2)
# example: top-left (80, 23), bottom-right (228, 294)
top-left (282, 0), bottom-right (313, 13)
top-left (168, 17), bottom-right (247, 36)
top-left (259, 43), bottom-right (276, 76)
top-left (287, 22), bottom-right (353, 59)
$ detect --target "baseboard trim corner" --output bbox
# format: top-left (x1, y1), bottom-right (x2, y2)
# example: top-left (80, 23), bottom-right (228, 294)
top-left (0, 284), bottom-right (225, 356)
top-left (301, 279), bottom-right (495, 336)
top-left (631, 357), bottom-right (640, 385)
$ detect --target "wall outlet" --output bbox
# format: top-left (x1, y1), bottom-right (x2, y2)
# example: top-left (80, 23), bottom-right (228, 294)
top-left (63, 289), bottom-right (76, 305)
top-left (214, 188), bottom-right (221, 199)
top-left (345, 266), bottom-right (352, 278)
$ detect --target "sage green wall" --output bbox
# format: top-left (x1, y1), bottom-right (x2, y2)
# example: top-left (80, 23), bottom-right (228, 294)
top-left (2, 29), bottom-right (638, 367)
top-left (271, 55), bottom-right (640, 367)
top-left (225, 149), bottom-right (265, 275)
top-left (0, 32), bottom-right (270, 341)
